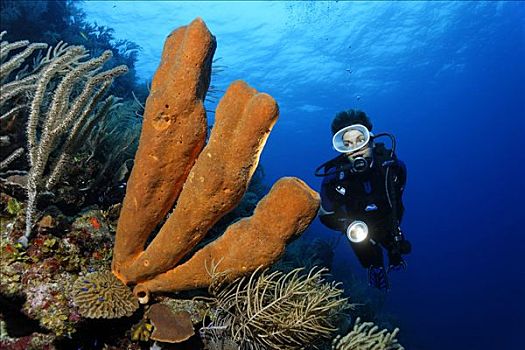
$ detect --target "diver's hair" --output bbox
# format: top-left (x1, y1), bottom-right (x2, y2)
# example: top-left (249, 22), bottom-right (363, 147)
top-left (331, 109), bottom-right (373, 135)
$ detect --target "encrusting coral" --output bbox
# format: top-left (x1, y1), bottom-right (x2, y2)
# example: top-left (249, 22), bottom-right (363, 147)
top-left (332, 317), bottom-right (404, 350)
top-left (111, 17), bottom-right (320, 302)
top-left (72, 270), bottom-right (138, 319)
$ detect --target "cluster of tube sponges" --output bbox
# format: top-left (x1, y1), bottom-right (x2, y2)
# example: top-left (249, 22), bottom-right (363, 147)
top-left (110, 18), bottom-right (320, 302)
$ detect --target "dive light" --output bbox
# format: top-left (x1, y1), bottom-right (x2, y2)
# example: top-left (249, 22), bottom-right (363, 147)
top-left (346, 220), bottom-right (369, 243)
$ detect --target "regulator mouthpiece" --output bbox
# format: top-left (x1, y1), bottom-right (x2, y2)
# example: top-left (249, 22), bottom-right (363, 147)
top-left (351, 156), bottom-right (369, 172)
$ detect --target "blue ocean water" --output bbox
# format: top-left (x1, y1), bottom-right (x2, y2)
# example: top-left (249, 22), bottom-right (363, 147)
top-left (82, 2), bottom-right (525, 349)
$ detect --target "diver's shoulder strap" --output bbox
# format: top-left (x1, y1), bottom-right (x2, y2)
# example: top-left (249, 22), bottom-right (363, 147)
top-left (323, 154), bottom-right (347, 171)
top-left (375, 143), bottom-right (405, 226)
top-left (315, 154), bottom-right (348, 178)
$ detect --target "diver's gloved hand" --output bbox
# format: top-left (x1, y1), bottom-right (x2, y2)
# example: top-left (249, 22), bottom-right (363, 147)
top-left (387, 249), bottom-right (407, 272)
top-left (398, 240), bottom-right (412, 255)
top-left (388, 259), bottom-right (407, 272)
top-left (368, 266), bottom-right (389, 291)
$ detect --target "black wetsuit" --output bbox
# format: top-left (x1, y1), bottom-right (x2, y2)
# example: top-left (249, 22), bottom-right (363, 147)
top-left (319, 144), bottom-right (408, 268)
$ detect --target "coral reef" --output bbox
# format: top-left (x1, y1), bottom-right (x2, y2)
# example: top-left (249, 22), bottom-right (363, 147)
top-left (201, 267), bottom-right (349, 350)
top-left (130, 318), bottom-right (153, 342)
top-left (129, 297), bottom-right (209, 344)
top-left (22, 271), bottom-right (78, 337)
top-left (155, 298), bottom-right (209, 325)
top-left (332, 317), bottom-right (404, 350)
top-left (0, 199), bottom-right (119, 338)
top-left (202, 337), bottom-right (239, 350)
top-left (0, 319), bottom-right (56, 350)
top-left (111, 18), bottom-right (320, 302)
top-left (1, 3), bottom-right (146, 216)
top-left (275, 235), bottom-right (397, 332)
top-left (77, 99), bottom-right (141, 203)
top-left (0, 14), bottom-right (409, 350)
top-left (0, 18), bottom-right (324, 349)
top-left (72, 270), bottom-right (138, 319)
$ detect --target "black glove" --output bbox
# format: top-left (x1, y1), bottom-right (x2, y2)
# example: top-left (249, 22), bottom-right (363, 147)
top-left (392, 225), bottom-right (411, 255)
top-left (398, 240), bottom-right (412, 255)
top-left (387, 240), bottom-right (411, 272)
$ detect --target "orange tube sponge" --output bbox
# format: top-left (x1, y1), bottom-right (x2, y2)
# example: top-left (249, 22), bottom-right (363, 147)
top-left (112, 18), bottom-right (216, 282)
top-left (111, 18), bottom-right (321, 301)
top-left (125, 80), bottom-right (279, 283)
top-left (133, 177), bottom-right (320, 298)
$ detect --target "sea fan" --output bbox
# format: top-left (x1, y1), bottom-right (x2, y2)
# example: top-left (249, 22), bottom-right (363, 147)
top-left (204, 266), bottom-right (350, 350)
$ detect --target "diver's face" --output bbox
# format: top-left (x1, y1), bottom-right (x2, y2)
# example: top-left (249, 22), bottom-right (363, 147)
top-left (342, 130), bottom-right (371, 159)
top-left (342, 129), bottom-right (366, 149)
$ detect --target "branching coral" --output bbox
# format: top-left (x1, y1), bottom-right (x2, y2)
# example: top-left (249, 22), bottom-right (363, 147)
top-left (1, 30), bottom-right (127, 245)
top-left (0, 30), bottom-right (47, 170)
top-left (19, 42), bottom-right (127, 245)
top-left (0, 34), bottom-right (75, 170)
top-left (202, 267), bottom-right (349, 350)
top-left (80, 99), bottom-right (140, 191)
top-left (332, 317), bottom-right (404, 350)
top-left (0, 31), bottom-right (47, 88)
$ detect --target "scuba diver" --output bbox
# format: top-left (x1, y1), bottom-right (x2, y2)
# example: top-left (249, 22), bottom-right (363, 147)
top-left (315, 109), bottom-right (411, 290)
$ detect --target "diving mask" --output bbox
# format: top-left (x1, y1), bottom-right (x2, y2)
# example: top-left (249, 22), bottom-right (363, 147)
top-left (332, 124), bottom-right (372, 154)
